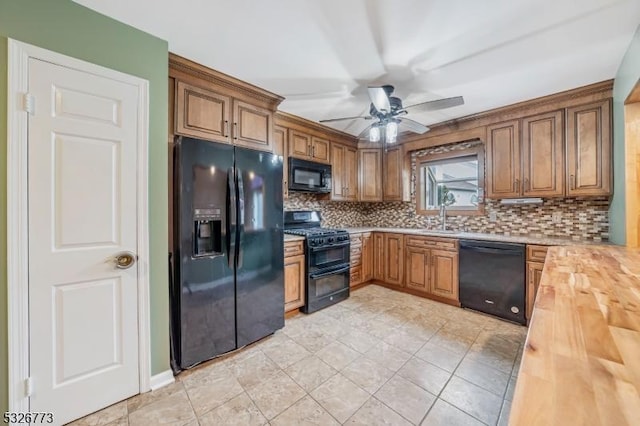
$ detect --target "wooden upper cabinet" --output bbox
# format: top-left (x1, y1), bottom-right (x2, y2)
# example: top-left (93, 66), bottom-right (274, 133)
top-left (273, 125), bottom-right (288, 199)
top-left (383, 146), bottom-right (409, 201)
top-left (361, 233), bottom-right (373, 282)
top-left (331, 143), bottom-right (358, 201)
top-left (359, 148), bottom-right (383, 202)
top-left (486, 120), bottom-right (521, 198)
top-left (384, 233), bottom-right (404, 287)
top-left (405, 246), bottom-right (430, 293)
top-left (288, 131), bottom-right (331, 164)
top-left (373, 233), bottom-right (385, 281)
top-left (176, 80), bottom-right (231, 143)
top-left (522, 111), bottom-right (564, 197)
top-left (566, 100), bottom-right (612, 196)
top-left (289, 130), bottom-right (311, 158)
top-left (345, 147), bottom-right (358, 201)
top-left (331, 143), bottom-right (346, 200)
top-left (430, 249), bottom-right (459, 301)
top-left (311, 137), bottom-right (331, 163)
top-left (232, 100), bottom-right (272, 152)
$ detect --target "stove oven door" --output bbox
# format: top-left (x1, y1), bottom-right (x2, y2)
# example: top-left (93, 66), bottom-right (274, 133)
top-left (304, 263), bottom-right (350, 313)
top-left (308, 241), bottom-right (350, 271)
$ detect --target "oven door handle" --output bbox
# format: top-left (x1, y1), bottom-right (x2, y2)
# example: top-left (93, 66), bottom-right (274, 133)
top-left (309, 265), bottom-right (350, 279)
top-left (308, 241), bottom-right (350, 252)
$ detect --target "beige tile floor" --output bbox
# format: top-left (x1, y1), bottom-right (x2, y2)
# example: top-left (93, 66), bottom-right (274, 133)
top-left (70, 285), bottom-right (527, 426)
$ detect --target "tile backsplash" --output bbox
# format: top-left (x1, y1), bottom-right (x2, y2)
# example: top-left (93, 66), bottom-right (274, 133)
top-left (284, 141), bottom-right (610, 241)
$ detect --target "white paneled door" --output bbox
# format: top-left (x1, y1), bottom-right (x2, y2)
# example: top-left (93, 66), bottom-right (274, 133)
top-left (27, 57), bottom-right (141, 424)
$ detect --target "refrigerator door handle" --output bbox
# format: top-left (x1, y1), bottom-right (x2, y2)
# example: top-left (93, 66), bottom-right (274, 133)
top-left (227, 167), bottom-right (237, 268)
top-left (236, 169), bottom-right (245, 269)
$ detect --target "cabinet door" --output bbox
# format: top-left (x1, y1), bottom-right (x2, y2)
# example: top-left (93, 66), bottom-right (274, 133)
top-left (384, 233), bottom-right (404, 287)
top-left (311, 137), bottom-right (331, 164)
top-left (383, 146), bottom-right (408, 201)
top-left (566, 100), bottom-right (612, 196)
top-left (359, 148), bottom-right (383, 202)
top-left (522, 111), bottom-right (564, 197)
top-left (405, 246), bottom-right (430, 293)
top-left (526, 261), bottom-right (544, 321)
top-left (175, 80), bottom-right (231, 143)
top-left (289, 130), bottom-right (311, 159)
top-left (361, 233), bottom-right (373, 282)
top-left (345, 147), bottom-right (359, 201)
top-left (273, 125), bottom-right (288, 199)
top-left (284, 254), bottom-right (305, 312)
top-left (486, 120), bottom-right (521, 198)
top-left (373, 233), bottom-right (385, 281)
top-left (232, 100), bottom-right (273, 152)
top-left (430, 250), bottom-right (459, 301)
top-left (331, 144), bottom-right (347, 200)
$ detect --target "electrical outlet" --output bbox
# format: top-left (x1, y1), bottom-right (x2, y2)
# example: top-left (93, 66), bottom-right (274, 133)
top-left (489, 211), bottom-right (497, 222)
top-left (552, 212), bottom-right (562, 223)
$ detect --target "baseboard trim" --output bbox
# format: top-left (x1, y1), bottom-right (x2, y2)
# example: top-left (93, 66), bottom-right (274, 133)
top-left (150, 370), bottom-right (175, 391)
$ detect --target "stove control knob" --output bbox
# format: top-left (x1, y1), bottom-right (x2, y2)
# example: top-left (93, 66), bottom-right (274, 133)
top-left (310, 239), bottom-right (317, 246)
top-left (327, 237), bottom-right (334, 243)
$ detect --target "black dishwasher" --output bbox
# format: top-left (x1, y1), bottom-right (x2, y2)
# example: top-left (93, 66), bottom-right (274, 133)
top-left (459, 240), bottom-right (526, 325)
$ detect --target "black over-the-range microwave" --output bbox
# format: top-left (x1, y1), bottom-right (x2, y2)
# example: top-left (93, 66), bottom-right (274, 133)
top-left (288, 157), bottom-right (332, 193)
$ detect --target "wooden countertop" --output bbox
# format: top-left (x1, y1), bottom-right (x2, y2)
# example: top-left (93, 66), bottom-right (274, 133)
top-left (341, 227), bottom-right (607, 246)
top-left (510, 245), bottom-right (640, 425)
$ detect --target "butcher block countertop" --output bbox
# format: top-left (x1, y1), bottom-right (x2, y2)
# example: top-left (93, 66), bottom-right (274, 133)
top-left (510, 245), bottom-right (640, 425)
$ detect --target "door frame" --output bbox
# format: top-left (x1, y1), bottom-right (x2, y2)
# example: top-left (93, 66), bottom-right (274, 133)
top-left (6, 39), bottom-right (152, 413)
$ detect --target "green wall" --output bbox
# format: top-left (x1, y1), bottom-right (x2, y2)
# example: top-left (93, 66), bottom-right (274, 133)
top-left (610, 25), bottom-right (640, 244)
top-left (0, 0), bottom-right (169, 412)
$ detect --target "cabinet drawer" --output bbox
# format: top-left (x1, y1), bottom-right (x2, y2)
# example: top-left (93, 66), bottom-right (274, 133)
top-left (526, 245), bottom-right (548, 263)
top-left (284, 241), bottom-right (304, 257)
top-left (405, 236), bottom-right (458, 251)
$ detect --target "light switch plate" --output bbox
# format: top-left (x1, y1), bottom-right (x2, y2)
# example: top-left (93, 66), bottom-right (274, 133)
top-left (552, 212), bottom-right (562, 223)
top-left (489, 211), bottom-right (497, 222)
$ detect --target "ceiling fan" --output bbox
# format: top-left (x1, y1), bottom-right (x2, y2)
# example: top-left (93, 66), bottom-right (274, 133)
top-left (319, 85), bottom-right (464, 143)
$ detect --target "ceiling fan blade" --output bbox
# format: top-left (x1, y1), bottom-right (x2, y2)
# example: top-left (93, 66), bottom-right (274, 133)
top-left (403, 96), bottom-right (464, 113)
top-left (319, 115), bottom-right (371, 123)
top-left (367, 86), bottom-right (391, 112)
top-left (399, 118), bottom-right (430, 134)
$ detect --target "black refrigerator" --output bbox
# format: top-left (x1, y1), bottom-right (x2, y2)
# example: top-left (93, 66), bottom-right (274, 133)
top-left (171, 136), bottom-right (284, 371)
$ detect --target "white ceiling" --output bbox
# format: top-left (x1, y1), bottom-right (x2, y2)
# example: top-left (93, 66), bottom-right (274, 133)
top-left (75, 0), bottom-right (640, 136)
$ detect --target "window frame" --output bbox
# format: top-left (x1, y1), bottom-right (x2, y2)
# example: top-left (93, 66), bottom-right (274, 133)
top-left (416, 145), bottom-right (485, 216)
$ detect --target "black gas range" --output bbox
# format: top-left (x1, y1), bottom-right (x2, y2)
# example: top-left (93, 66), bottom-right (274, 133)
top-left (284, 211), bottom-right (350, 313)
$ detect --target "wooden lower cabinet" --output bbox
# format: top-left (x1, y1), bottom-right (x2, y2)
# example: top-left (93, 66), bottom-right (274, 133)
top-left (405, 246), bottom-right (430, 293)
top-left (361, 233), bottom-right (373, 282)
top-left (384, 233), bottom-right (404, 286)
top-left (430, 250), bottom-right (459, 301)
top-left (284, 244), bottom-right (305, 312)
top-left (526, 261), bottom-right (544, 321)
top-left (373, 233), bottom-right (385, 281)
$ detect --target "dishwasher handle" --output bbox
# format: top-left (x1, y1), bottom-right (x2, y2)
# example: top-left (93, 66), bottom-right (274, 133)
top-left (460, 241), bottom-right (524, 256)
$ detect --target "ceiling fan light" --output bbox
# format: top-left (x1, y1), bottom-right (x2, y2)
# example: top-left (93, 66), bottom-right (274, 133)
top-left (386, 121), bottom-right (398, 143)
top-left (369, 126), bottom-right (380, 142)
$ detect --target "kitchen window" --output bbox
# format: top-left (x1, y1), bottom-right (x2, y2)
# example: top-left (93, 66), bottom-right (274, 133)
top-left (416, 145), bottom-right (485, 215)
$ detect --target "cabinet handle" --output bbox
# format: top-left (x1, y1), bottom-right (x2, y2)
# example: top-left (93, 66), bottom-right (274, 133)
top-left (312, 145), bottom-right (315, 157)
top-left (224, 120), bottom-right (229, 137)
top-left (233, 123), bottom-right (238, 140)
top-left (570, 174), bottom-right (575, 190)
top-left (514, 179), bottom-right (519, 192)
top-left (524, 178), bottom-right (529, 192)
top-left (307, 145), bottom-right (311, 156)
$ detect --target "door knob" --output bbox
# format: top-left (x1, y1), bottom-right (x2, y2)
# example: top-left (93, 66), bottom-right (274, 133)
top-left (114, 251), bottom-right (137, 269)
